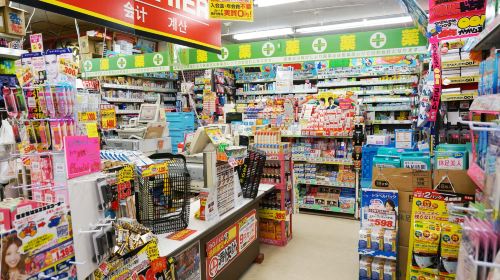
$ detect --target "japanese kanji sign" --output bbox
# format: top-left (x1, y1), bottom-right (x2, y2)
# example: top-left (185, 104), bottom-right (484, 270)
top-left (16, 0), bottom-right (222, 52)
top-left (209, 0), bottom-right (253, 21)
top-left (81, 51), bottom-right (171, 77)
top-left (179, 27), bottom-right (428, 70)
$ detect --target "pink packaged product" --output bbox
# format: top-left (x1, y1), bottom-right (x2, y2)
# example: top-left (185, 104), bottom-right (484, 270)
top-left (0, 198), bottom-right (39, 231)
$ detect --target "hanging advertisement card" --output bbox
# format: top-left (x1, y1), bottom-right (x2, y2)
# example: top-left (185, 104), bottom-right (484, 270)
top-left (100, 104), bottom-right (117, 130)
top-left (209, 0), bottom-right (253, 22)
top-left (30, 33), bottom-right (44, 52)
top-left (64, 136), bottom-right (101, 179)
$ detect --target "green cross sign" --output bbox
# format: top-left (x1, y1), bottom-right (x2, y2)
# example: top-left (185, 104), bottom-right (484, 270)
top-left (117, 57), bottom-right (127, 69)
top-left (153, 54), bottom-right (164, 66)
top-left (262, 42), bottom-right (275, 56)
top-left (83, 60), bottom-right (92, 72)
top-left (218, 47), bottom-right (228, 60)
top-left (313, 38), bottom-right (327, 53)
top-left (370, 32), bottom-right (387, 48)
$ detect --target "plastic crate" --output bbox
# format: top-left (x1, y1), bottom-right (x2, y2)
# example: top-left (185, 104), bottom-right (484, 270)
top-left (168, 122), bottom-right (195, 130)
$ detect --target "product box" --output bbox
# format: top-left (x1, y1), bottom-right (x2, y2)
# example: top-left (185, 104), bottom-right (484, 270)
top-left (401, 153), bottom-right (431, 170)
top-left (395, 129), bottom-right (413, 149)
top-left (0, 7), bottom-right (5, 33)
top-left (367, 135), bottom-right (391, 146)
top-left (432, 170), bottom-right (476, 195)
top-left (0, 198), bottom-right (39, 231)
top-left (372, 167), bottom-right (432, 247)
top-left (79, 35), bottom-right (97, 54)
top-left (4, 6), bottom-right (25, 36)
top-left (0, 0), bottom-right (7, 6)
top-left (373, 156), bottom-right (401, 168)
top-left (435, 150), bottom-right (468, 170)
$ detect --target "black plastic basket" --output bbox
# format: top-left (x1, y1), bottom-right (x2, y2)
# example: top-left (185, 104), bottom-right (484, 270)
top-left (238, 148), bottom-right (267, 199)
top-left (136, 153), bottom-right (190, 234)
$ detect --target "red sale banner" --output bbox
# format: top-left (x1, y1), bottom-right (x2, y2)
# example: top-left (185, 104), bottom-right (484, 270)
top-left (16, 0), bottom-right (222, 52)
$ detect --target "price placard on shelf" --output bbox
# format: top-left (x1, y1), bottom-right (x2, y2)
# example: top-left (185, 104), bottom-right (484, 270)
top-left (259, 209), bottom-right (286, 221)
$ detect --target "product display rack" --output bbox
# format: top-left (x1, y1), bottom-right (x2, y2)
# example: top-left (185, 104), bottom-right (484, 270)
top-left (257, 151), bottom-right (294, 246)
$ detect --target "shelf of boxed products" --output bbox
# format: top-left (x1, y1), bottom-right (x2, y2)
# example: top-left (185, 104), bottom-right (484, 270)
top-left (298, 202), bottom-right (355, 215)
top-left (440, 91), bottom-right (478, 102)
top-left (101, 83), bottom-right (177, 93)
top-left (281, 134), bottom-right (353, 139)
top-left (355, 88), bottom-right (414, 96)
top-left (441, 59), bottom-right (479, 69)
top-left (236, 79), bottom-right (275, 84)
top-left (369, 120), bottom-right (413, 125)
top-left (115, 109), bottom-right (140, 115)
top-left (295, 178), bottom-right (356, 189)
top-left (361, 96), bottom-right (412, 104)
top-left (470, 14), bottom-right (500, 51)
top-left (317, 77), bottom-right (417, 88)
top-left (236, 88), bottom-right (319, 96)
top-left (364, 105), bottom-right (412, 112)
top-left (317, 65), bottom-right (418, 79)
top-left (103, 97), bottom-right (144, 103)
top-left (292, 157), bottom-right (354, 165)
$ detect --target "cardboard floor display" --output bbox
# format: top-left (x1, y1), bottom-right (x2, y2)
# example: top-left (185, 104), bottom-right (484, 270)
top-left (371, 167), bottom-right (476, 279)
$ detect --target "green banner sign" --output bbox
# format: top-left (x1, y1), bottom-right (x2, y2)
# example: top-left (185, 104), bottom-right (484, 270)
top-left (178, 27), bottom-right (428, 70)
top-left (81, 52), bottom-right (172, 78)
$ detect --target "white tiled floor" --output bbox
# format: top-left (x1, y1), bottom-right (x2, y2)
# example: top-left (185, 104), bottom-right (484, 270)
top-left (241, 213), bottom-right (360, 280)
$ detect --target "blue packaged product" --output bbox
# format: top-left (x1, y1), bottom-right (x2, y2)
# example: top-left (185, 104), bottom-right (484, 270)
top-left (373, 156), bottom-right (401, 168)
top-left (479, 51), bottom-right (499, 95)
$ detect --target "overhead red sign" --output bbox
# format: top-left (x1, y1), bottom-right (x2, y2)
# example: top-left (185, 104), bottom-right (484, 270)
top-left (17, 0), bottom-right (222, 52)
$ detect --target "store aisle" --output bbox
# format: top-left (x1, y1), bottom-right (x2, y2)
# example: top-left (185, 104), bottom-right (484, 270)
top-left (242, 214), bottom-right (360, 280)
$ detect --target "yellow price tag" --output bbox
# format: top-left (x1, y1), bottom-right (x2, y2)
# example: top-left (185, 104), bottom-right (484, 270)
top-left (86, 123), bottom-right (99, 138)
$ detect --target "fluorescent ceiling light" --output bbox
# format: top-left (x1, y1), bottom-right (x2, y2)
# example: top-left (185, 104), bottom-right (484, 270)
top-left (296, 16), bottom-right (413, 34)
top-left (233, 28), bottom-right (294, 41)
top-left (255, 0), bottom-right (304, 7)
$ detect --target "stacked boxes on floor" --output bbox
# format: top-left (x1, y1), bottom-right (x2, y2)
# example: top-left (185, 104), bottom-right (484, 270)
top-left (166, 112), bottom-right (195, 154)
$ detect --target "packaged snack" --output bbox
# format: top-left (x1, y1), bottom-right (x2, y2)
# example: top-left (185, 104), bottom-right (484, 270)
top-left (359, 228), bottom-right (371, 249)
top-left (383, 230), bottom-right (397, 253)
top-left (412, 221), bottom-right (441, 274)
top-left (371, 258), bottom-right (384, 280)
top-left (383, 260), bottom-right (396, 280)
top-left (438, 222), bottom-right (462, 277)
top-left (359, 256), bottom-right (373, 279)
top-left (370, 228), bottom-right (384, 251)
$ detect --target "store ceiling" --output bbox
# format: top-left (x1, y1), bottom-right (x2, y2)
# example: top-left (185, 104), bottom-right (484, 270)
top-left (12, 0), bottom-right (428, 47)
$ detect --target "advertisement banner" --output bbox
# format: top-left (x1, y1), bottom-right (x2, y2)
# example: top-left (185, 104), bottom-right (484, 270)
top-left (64, 136), bottom-right (101, 179)
top-left (428, 0), bottom-right (486, 40)
top-left (181, 27), bottom-right (428, 70)
top-left (205, 209), bottom-right (257, 280)
top-left (15, 0), bottom-right (221, 52)
top-left (209, 0), bottom-right (253, 21)
top-left (361, 189), bottom-right (398, 230)
top-left (81, 52), bottom-right (171, 78)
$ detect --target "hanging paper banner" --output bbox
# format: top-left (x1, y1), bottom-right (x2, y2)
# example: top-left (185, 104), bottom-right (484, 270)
top-left (15, 0), bottom-right (221, 52)
top-left (428, 39), bottom-right (442, 122)
top-left (399, 0), bottom-right (429, 36)
top-left (180, 27), bottom-right (428, 70)
top-left (209, 0), bottom-right (253, 22)
top-left (81, 52), bottom-right (171, 78)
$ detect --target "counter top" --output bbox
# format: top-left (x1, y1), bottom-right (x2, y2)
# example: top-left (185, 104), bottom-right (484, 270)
top-left (157, 184), bottom-right (275, 257)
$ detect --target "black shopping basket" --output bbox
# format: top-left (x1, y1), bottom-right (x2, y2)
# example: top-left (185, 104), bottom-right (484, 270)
top-left (136, 153), bottom-right (190, 234)
top-left (238, 148), bottom-right (267, 199)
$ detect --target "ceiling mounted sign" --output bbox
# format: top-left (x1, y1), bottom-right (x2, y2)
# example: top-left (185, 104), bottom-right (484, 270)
top-left (81, 51), bottom-right (171, 78)
top-left (209, 0), bottom-right (253, 22)
top-left (16, 0), bottom-right (222, 52)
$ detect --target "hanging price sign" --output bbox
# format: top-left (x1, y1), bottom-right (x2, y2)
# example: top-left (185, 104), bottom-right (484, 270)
top-left (78, 111), bottom-right (98, 122)
top-left (258, 209), bottom-right (286, 221)
top-left (16, 66), bottom-right (34, 87)
top-left (100, 105), bottom-right (117, 130)
top-left (58, 58), bottom-right (79, 77)
top-left (367, 211), bottom-right (397, 229)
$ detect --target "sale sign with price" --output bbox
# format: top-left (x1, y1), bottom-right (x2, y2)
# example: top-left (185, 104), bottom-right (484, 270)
top-left (100, 104), bottom-right (117, 130)
top-left (361, 189), bottom-right (398, 230)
